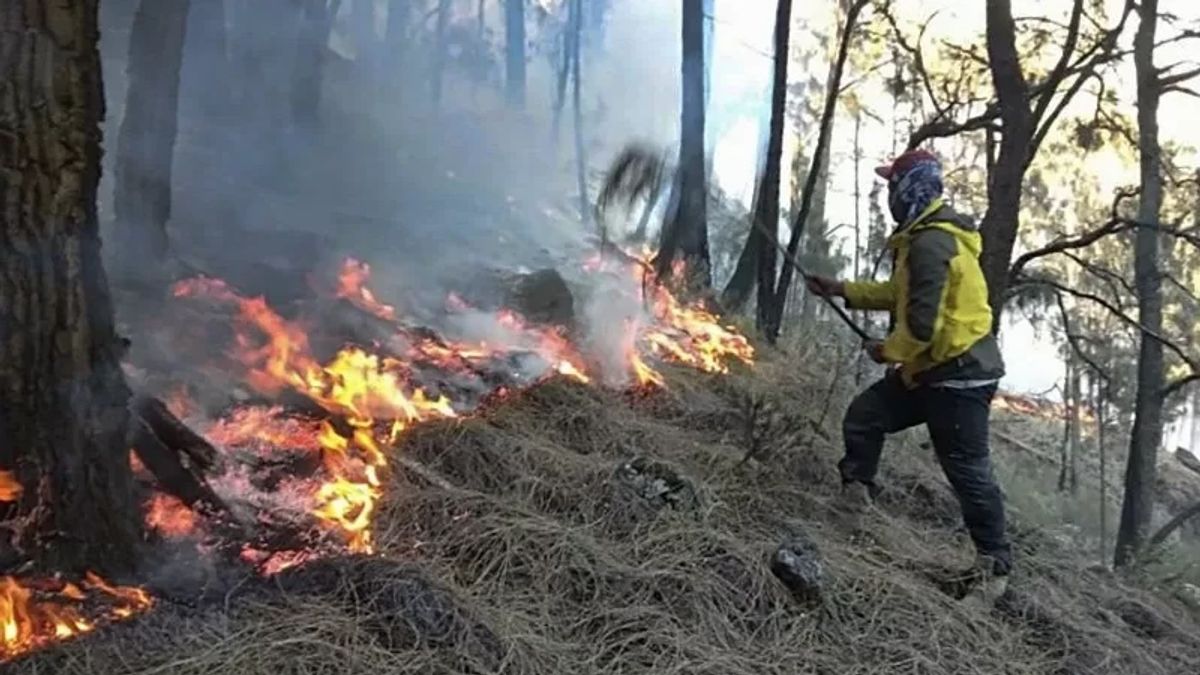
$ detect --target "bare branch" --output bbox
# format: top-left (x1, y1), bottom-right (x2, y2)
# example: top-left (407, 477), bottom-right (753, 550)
top-left (1163, 373), bottom-right (1200, 401)
top-left (1054, 291), bottom-right (1111, 380)
top-left (1010, 276), bottom-right (1200, 374)
top-left (1007, 190), bottom-right (1138, 282)
top-left (1159, 64), bottom-right (1200, 88)
top-left (1030, 0), bottom-right (1086, 127)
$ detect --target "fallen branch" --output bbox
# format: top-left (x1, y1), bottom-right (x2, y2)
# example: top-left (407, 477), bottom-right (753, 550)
top-left (1146, 500), bottom-right (1200, 550)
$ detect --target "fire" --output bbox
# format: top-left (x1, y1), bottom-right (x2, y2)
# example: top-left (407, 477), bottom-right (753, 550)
top-left (336, 258), bottom-right (397, 321)
top-left (168, 252), bottom-right (755, 555)
top-left (144, 493), bottom-right (198, 538)
top-left (0, 573), bottom-right (151, 662)
top-left (0, 471), bottom-right (21, 502)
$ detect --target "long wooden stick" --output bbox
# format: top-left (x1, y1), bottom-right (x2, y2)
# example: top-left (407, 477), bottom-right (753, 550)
top-left (751, 219), bottom-right (875, 342)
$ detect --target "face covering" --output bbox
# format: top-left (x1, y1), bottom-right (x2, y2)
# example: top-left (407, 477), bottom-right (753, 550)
top-left (887, 159), bottom-right (944, 225)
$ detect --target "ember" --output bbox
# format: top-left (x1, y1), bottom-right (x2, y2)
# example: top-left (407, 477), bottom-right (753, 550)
top-left (0, 471), bottom-right (21, 502)
top-left (0, 573), bottom-right (152, 661)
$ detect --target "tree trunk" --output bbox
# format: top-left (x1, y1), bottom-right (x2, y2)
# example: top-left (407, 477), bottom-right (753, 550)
top-left (1069, 367), bottom-right (1081, 492)
top-left (292, 0), bottom-right (337, 127)
top-left (0, 0), bottom-right (143, 574)
top-left (570, 0), bottom-right (589, 227)
top-left (721, 0), bottom-right (791, 318)
top-left (655, 0), bottom-right (710, 285)
top-left (979, 0), bottom-right (1034, 328)
top-left (1059, 360), bottom-right (1073, 492)
top-left (1097, 374), bottom-right (1109, 565)
top-left (767, 0), bottom-right (865, 340)
top-left (1190, 388), bottom-right (1200, 455)
top-left (113, 0), bottom-right (192, 270)
top-left (432, 0), bottom-right (451, 108)
top-left (504, 0), bottom-right (526, 107)
top-left (1115, 0), bottom-right (1165, 568)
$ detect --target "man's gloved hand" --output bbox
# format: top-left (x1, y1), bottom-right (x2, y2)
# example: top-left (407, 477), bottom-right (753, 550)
top-left (805, 275), bottom-right (845, 298)
top-left (863, 340), bottom-right (887, 364)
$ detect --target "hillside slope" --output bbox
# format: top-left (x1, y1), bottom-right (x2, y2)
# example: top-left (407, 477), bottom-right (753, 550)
top-left (16, 350), bottom-right (1200, 675)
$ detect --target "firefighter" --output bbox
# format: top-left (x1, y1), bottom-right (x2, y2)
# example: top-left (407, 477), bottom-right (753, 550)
top-left (805, 149), bottom-right (1012, 603)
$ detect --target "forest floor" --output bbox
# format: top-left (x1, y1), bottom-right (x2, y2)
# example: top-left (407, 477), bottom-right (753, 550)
top-left (15, 344), bottom-right (1200, 675)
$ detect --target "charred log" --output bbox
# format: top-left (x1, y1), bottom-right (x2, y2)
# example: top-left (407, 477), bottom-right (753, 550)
top-left (132, 395), bottom-right (220, 473)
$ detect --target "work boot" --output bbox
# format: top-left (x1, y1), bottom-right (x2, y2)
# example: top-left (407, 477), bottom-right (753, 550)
top-left (960, 554), bottom-right (1010, 608)
top-left (833, 481), bottom-right (873, 513)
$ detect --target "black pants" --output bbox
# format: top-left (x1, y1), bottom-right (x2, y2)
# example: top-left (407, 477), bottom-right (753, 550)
top-left (840, 372), bottom-right (1012, 574)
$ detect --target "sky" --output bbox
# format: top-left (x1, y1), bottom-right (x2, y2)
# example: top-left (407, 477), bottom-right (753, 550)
top-left (692, 0), bottom-right (1198, 399)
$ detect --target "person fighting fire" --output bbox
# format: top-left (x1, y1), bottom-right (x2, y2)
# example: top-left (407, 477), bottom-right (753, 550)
top-left (805, 148), bottom-right (1011, 603)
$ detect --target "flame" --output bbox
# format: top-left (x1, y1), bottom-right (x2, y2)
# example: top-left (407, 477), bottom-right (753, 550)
top-left (0, 573), bottom-right (151, 661)
top-left (169, 252), bottom-right (755, 554)
top-left (144, 493), bottom-right (198, 538)
top-left (336, 258), bottom-right (397, 321)
top-left (0, 471), bottom-right (21, 502)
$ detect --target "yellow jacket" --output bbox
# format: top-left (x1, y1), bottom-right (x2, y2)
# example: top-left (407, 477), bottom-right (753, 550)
top-left (843, 200), bottom-right (1004, 387)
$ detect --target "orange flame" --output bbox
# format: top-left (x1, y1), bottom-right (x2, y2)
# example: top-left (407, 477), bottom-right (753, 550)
top-left (0, 574), bottom-right (151, 661)
top-left (0, 471), bottom-right (21, 502)
top-left (336, 258), bottom-right (397, 321)
top-left (144, 493), bottom-right (198, 538)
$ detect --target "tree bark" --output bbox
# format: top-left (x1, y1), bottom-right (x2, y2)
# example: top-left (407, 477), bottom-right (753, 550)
top-left (504, 0), bottom-right (526, 107)
top-left (0, 0), bottom-right (143, 574)
top-left (1098, 375), bottom-right (1109, 565)
top-left (655, 0), bottom-right (710, 285)
top-left (292, 0), bottom-right (337, 127)
top-left (766, 0), bottom-right (865, 340)
top-left (113, 0), bottom-right (192, 269)
top-left (979, 0), bottom-right (1034, 327)
top-left (721, 0), bottom-right (791, 322)
top-left (570, 0), bottom-right (589, 227)
top-left (1115, 0), bottom-right (1165, 568)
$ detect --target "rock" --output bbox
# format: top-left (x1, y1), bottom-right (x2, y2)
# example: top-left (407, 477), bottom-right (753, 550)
top-left (1177, 583), bottom-right (1200, 614)
top-left (613, 457), bottom-right (699, 512)
top-left (770, 534), bottom-right (824, 603)
top-left (502, 268), bottom-right (575, 329)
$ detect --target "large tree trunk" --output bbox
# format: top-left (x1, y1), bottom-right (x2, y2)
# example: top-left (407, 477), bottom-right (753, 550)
top-left (656, 0), bottom-right (710, 285)
top-left (979, 0), bottom-right (1034, 327)
top-left (113, 0), bottom-right (192, 270)
top-left (504, 0), bottom-right (526, 107)
top-left (767, 0), bottom-right (865, 340)
top-left (292, 0), bottom-right (337, 127)
top-left (721, 0), bottom-right (791, 320)
top-left (1115, 0), bottom-right (1165, 568)
top-left (0, 0), bottom-right (142, 574)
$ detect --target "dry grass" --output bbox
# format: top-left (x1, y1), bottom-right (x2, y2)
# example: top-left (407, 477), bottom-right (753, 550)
top-left (13, 341), bottom-right (1200, 675)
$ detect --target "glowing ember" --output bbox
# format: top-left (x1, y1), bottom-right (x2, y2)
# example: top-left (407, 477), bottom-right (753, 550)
top-left (144, 493), bottom-right (198, 538)
top-left (336, 258), bottom-right (397, 321)
top-left (0, 574), bottom-right (152, 661)
top-left (0, 471), bottom-right (21, 502)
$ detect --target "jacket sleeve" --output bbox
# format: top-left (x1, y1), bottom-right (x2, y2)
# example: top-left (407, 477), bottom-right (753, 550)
top-left (842, 279), bottom-right (895, 311)
top-left (881, 230), bottom-right (955, 364)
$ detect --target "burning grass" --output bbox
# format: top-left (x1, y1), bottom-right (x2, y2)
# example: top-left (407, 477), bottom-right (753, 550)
top-left (10, 356), bottom-right (1200, 673)
top-left (7, 254), bottom-right (1199, 671)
